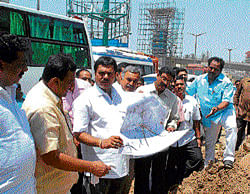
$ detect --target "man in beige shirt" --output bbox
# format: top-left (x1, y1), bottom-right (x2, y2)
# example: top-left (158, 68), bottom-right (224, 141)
top-left (23, 54), bottom-right (111, 194)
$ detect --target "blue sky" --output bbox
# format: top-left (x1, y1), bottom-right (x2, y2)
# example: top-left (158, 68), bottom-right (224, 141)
top-left (10, 0), bottom-right (249, 62)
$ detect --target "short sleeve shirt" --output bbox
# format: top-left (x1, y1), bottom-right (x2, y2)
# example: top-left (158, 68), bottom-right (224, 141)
top-left (22, 81), bottom-right (78, 194)
top-left (172, 95), bottom-right (201, 147)
top-left (73, 84), bottom-right (129, 179)
top-left (186, 73), bottom-right (235, 127)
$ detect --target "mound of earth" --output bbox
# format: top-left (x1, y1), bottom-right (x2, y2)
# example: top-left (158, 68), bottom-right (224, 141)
top-left (177, 138), bottom-right (250, 193)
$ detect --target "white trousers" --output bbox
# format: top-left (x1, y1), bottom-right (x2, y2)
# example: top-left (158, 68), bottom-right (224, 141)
top-left (204, 109), bottom-right (237, 166)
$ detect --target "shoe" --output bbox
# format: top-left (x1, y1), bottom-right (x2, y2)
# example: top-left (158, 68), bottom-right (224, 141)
top-left (205, 160), bottom-right (214, 171)
top-left (224, 160), bottom-right (233, 169)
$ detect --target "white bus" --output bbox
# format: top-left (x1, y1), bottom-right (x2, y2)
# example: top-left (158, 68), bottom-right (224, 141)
top-left (92, 46), bottom-right (156, 76)
top-left (0, 2), bottom-right (93, 94)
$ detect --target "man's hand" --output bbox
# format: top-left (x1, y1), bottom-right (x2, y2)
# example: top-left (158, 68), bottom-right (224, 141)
top-left (90, 161), bottom-right (111, 177)
top-left (166, 127), bottom-right (175, 132)
top-left (206, 107), bottom-right (218, 118)
top-left (196, 138), bottom-right (202, 147)
top-left (101, 136), bottom-right (123, 149)
top-left (73, 136), bottom-right (80, 147)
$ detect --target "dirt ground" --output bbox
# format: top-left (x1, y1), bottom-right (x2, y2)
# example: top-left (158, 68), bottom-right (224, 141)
top-left (129, 131), bottom-right (250, 194)
top-left (177, 134), bottom-right (250, 193)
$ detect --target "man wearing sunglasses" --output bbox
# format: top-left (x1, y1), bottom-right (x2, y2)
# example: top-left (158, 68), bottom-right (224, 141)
top-left (186, 57), bottom-right (237, 169)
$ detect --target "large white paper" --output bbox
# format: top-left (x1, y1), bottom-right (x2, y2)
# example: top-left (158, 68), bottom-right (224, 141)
top-left (119, 130), bottom-right (189, 157)
top-left (119, 94), bottom-right (189, 157)
top-left (120, 95), bottom-right (167, 139)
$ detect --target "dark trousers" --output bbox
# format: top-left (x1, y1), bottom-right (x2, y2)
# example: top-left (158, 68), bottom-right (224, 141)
top-left (235, 118), bottom-right (250, 150)
top-left (165, 139), bottom-right (204, 191)
top-left (134, 151), bottom-right (168, 194)
top-left (83, 176), bottom-right (128, 194)
top-left (71, 146), bottom-right (86, 194)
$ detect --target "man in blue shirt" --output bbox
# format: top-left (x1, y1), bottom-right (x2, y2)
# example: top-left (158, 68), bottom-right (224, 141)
top-left (0, 32), bottom-right (36, 193)
top-left (186, 57), bottom-right (237, 169)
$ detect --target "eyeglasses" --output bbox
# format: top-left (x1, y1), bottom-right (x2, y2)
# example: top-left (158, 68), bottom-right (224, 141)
top-left (208, 66), bottom-right (220, 72)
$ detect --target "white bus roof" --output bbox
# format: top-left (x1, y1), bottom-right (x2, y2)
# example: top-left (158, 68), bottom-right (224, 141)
top-left (0, 2), bottom-right (86, 24)
top-left (92, 46), bottom-right (153, 66)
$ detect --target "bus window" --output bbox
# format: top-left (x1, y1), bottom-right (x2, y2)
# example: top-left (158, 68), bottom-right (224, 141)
top-left (53, 20), bottom-right (74, 42)
top-left (0, 9), bottom-right (26, 36)
top-left (28, 15), bottom-right (51, 39)
top-left (27, 15), bottom-right (90, 67)
top-left (63, 46), bottom-right (89, 68)
top-left (28, 15), bottom-right (88, 45)
top-left (31, 42), bottom-right (60, 65)
top-left (31, 43), bottom-right (89, 68)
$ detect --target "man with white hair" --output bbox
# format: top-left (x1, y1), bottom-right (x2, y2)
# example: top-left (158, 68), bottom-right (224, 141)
top-left (120, 65), bottom-right (142, 92)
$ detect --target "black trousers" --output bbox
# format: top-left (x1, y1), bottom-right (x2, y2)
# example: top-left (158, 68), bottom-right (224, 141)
top-left (70, 146), bottom-right (86, 194)
top-left (134, 151), bottom-right (168, 194)
top-left (235, 118), bottom-right (250, 151)
top-left (165, 139), bottom-right (204, 191)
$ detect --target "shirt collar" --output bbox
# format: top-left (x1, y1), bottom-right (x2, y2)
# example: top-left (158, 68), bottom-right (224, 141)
top-left (0, 84), bottom-right (17, 104)
top-left (205, 72), bottom-right (224, 82)
top-left (216, 73), bottom-right (224, 81)
top-left (40, 81), bottom-right (62, 109)
top-left (94, 84), bottom-right (115, 97)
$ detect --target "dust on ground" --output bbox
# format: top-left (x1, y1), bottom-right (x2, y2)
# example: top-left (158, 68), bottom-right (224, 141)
top-left (129, 131), bottom-right (250, 193)
top-left (177, 135), bottom-right (249, 193)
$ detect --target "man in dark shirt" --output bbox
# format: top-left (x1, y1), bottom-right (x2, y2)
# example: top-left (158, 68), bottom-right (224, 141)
top-left (234, 77), bottom-right (250, 150)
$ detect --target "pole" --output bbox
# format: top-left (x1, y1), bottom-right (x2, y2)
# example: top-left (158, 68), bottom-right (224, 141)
top-left (189, 32), bottom-right (206, 59)
top-left (194, 35), bottom-right (197, 58)
top-left (37, 0), bottom-right (40, 10)
top-left (227, 48), bottom-right (233, 63)
top-left (102, 0), bottom-right (109, 46)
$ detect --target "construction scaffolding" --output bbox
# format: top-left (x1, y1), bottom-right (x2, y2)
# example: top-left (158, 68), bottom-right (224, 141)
top-left (66, 0), bottom-right (131, 47)
top-left (137, 0), bottom-right (184, 60)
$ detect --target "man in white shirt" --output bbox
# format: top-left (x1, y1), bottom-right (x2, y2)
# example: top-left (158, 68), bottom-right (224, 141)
top-left (73, 56), bottom-right (129, 194)
top-left (166, 77), bottom-right (204, 191)
top-left (0, 32), bottom-right (36, 193)
top-left (135, 66), bottom-right (180, 194)
top-left (118, 65), bottom-right (142, 194)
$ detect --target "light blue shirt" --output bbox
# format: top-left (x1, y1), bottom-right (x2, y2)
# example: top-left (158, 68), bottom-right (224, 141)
top-left (186, 73), bottom-right (234, 127)
top-left (0, 85), bottom-right (36, 194)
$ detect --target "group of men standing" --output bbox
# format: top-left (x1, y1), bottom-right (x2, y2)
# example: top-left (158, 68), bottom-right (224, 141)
top-left (1, 32), bottom-right (247, 194)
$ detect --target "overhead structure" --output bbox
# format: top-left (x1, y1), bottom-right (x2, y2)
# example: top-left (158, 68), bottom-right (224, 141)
top-left (137, 0), bottom-right (184, 61)
top-left (66, 0), bottom-right (131, 47)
